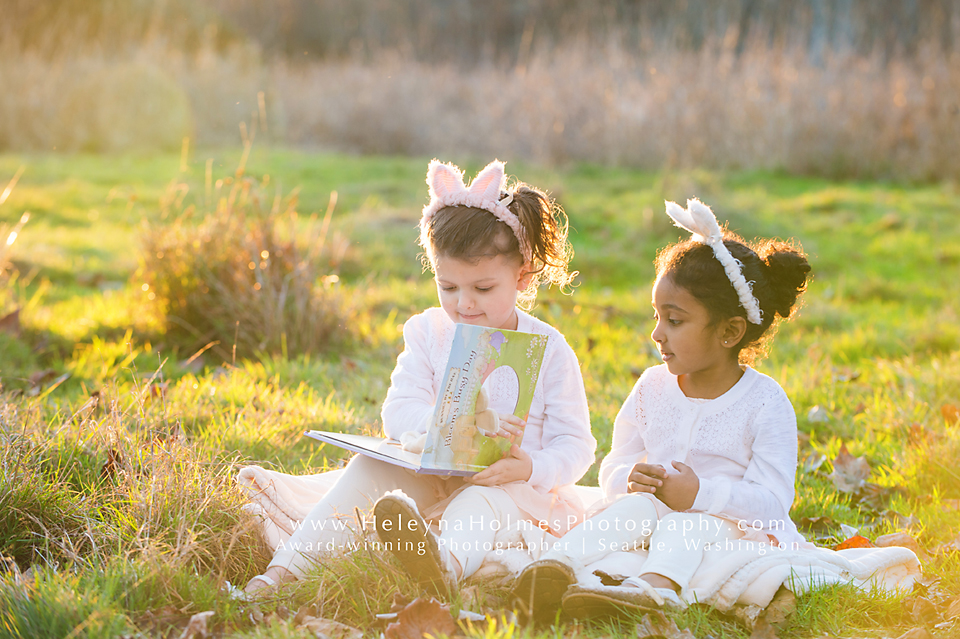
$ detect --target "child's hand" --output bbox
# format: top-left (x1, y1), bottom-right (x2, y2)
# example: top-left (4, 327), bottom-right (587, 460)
top-left (627, 463), bottom-right (667, 494)
top-left (467, 444), bottom-right (532, 486)
top-left (474, 412), bottom-right (525, 440)
top-left (491, 414), bottom-right (525, 441)
top-left (655, 461), bottom-right (700, 511)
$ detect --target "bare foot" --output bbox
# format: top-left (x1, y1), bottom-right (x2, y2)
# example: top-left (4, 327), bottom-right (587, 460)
top-left (244, 566), bottom-right (295, 594)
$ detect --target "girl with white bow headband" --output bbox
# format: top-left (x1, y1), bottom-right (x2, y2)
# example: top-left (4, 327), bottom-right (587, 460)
top-left (246, 159), bottom-right (596, 595)
top-left (514, 198), bottom-right (813, 618)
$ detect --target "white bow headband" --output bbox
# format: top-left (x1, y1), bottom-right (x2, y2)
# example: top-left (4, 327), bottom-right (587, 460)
top-left (421, 159), bottom-right (530, 262)
top-left (664, 198), bottom-right (763, 325)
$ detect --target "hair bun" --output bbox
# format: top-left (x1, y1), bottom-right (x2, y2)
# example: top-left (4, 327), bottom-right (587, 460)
top-left (758, 240), bottom-right (811, 318)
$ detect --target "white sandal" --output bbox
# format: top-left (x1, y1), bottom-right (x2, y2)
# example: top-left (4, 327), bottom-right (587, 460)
top-left (621, 577), bottom-right (683, 609)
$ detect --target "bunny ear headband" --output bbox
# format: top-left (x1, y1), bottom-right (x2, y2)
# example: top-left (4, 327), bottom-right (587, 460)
top-left (421, 159), bottom-right (531, 262)
top-left (664, 198), bottom-right (763, 325)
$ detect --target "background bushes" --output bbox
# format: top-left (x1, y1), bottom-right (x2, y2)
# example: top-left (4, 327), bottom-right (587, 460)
top-left (4, 1), bottom-right (960, 179)
top-left (139, 174), bottom-right (350, 360)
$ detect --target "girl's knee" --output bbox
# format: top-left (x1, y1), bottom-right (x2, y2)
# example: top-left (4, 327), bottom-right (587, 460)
top-left (606, 492), bottom-right (660, 520)
top-left (450, 485), bottom-right (514, 515)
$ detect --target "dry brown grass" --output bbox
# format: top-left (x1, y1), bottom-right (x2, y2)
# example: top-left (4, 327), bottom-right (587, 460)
top-left (0, 378), bottom-right (273, 584)
top-left (275, 42), bottom-right (960, 181)
top-left (3, 38), bottom-right (960, 179)
top-left (138, 155), bottom-right (351, 360)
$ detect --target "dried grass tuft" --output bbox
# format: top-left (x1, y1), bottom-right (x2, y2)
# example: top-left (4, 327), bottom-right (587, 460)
top-left (139, 161), bottom-right (351, 361)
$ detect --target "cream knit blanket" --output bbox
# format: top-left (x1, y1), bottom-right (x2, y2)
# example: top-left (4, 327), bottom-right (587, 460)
top-left (237, 465), bottom-right (920, 609)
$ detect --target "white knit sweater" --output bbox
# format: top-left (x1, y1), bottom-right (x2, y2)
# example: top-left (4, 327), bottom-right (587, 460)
top-left (381, 307), bottom-right (596, 493)
top-left (599, 365), bottom-right (805, 545)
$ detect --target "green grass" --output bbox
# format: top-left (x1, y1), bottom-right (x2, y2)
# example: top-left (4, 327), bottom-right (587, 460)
top-left (1, 148), bottom-right (960, 637)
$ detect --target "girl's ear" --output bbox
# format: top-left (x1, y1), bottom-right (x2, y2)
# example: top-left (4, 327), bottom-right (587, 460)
top-left (720, 316), bottom-right (748, 348)
top-left (516, 263), bottom-right (534, 291)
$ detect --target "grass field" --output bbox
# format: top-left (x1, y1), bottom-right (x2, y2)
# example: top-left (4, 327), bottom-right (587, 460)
top-left (1, 148), bottom-right (959, 638)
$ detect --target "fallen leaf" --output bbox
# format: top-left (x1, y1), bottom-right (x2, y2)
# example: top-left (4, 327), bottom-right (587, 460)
top-left (879, 510), bottom-right (921, 530)
top-left (294, 604), bottom-right (319, 625)
top-left (297, 616), bottom-right (363, 639)
top-left (136, 605), bottom-right (187, 631)
top-left (177, 611), bottom-right (214, 639)
top-left (911, 575), bottom-right (941, 597)
top-left (934, 533), bottom-right (960, 554)
top-left (388, 593), bottom-right (412, 613)
top-left (28, 369), bottom-right (57, 387)
top-left (834, 534), bottom-right (875, 551)
top-left (943, 404), bottom-right (960, 425)
top-left (263, 611), bottom-right (280, 626)
top-left (384, 598), bottom-right (456, 639)
top-left (798, 515), bottom-right (835, 534)
top-left (856, 482), bottom-right (907, 512)
top-left (909, 596), bottom-right (939, 623)
top-left (941, 499), bottom-right (960, 512)
top-left (747, 617), bottom-right (780, 639)
top-left (635, 611), bottom-right (697, 639)
top-left (761, 586), bottom-right (796, 625)
top-left (945, 595), bottom-right (960, 620)
top-left (875, 532), bottom-right (925, 559)
top-left (895, 629), bottom-right (934, 639)
top-left (0, 309), bottom-right (20, 336)
top-left (828, 443), bottom-right (870, 493)
top-left (908, 422), bottom-right (931, 446)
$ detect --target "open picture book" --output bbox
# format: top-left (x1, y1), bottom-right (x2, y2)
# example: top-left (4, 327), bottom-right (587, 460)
top-left (305, 323), bottom-right (549, 476)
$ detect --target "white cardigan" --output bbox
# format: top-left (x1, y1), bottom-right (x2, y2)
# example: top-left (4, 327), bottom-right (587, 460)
top-left (599, 365), bottom-right (805, 545)
top-left (381, 307), bottom-right (596, 494)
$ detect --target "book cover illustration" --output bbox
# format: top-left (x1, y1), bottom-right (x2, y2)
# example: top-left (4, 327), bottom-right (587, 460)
top-left (419, 323), bottom-right (549, 473)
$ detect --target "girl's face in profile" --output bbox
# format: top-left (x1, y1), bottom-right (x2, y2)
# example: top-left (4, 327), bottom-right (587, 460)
top-left (650, 274), bottom-right (731, 379)
top-left (433, 253), bottom-right (531, 330)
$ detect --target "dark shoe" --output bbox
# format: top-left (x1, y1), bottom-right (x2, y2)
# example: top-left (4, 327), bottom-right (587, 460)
top-left (374, 491), bottom-right (457, 595)
top-left (561, 579), bottom-right (683, 619)
top-left (512, 558), bottom-right (576, 623)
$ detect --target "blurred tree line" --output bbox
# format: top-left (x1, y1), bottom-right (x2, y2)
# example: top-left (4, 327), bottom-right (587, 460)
top-left (210, 0), bottom-right (958, 63)
top-left (1, 0), bottom-right (239, 57)
top-left (5, 0), bottom-right (958, 63)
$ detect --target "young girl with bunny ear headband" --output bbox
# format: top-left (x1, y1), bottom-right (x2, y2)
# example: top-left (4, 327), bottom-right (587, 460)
top-left (245, 159), bottom-right (595, 596)
top-left (513, 198), bottom-right (812, 618)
